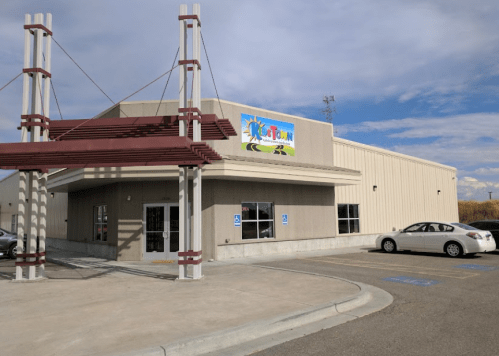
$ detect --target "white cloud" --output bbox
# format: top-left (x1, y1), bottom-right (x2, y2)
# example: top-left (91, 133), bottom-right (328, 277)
top-left (457, 176), bottom-right (499, 200)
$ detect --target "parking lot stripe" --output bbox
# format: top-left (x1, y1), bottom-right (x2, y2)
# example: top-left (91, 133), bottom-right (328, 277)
top-left (300, 257), bottom-right (478, 279)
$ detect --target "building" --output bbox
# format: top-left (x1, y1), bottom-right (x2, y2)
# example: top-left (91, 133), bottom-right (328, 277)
top-left (0, 98), bottom-right (459, 261)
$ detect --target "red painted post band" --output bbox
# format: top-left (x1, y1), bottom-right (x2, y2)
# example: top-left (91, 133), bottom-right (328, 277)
top-left (23, 68), bottom-right (52, 78)
top-left (24, 24), bottom-right (53, 36)
top-left (21, 114), bottom-right (51, 123)
top-left (178, 15), bottom-right (201, 27)
top-left (178, 60), bottom-right (201, 70)
top-left (178, 258), bottom-right (202, 265)
top-left (178, 250), bottom-right (202, 257)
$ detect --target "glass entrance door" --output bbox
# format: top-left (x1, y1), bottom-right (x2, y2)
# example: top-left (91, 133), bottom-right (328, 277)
top-left (143, 203), bottom-right (180, 260)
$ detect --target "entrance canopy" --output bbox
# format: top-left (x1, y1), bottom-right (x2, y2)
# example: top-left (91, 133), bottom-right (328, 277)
top-left (0, 136), bottom-right (222, 170)
top-left (49, 114), bottom-right (237, 141)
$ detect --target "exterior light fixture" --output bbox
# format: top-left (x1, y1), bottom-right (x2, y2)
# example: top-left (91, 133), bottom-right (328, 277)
top-left (373, 185), bottom-right (377, 192)
top-left (127, 195), bottom-right (131, 201)
top-left (50, 193), bottom-right (55, 198)
top-left (437, 190), bottom-right (441, 195)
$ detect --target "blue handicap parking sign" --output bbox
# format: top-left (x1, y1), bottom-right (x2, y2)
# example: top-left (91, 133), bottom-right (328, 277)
top-left (234, 214), bottom-right (241, 227)
top-left (282, 214), bottom-right (288, 225)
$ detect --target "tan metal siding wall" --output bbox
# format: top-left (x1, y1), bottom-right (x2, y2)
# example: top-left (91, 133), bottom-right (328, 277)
top-left (0, 173), bottom-right (67, 238)
top-left (334, 138), bottom-right (458, 234)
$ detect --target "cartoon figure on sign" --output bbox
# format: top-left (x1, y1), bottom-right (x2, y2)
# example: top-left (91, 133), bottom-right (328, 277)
top-left (243, 116), bottom-right (265, 142)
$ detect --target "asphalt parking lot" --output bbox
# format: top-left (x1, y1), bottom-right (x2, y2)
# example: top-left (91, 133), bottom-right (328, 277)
top-left (253, 249), bottom-right (499, 356)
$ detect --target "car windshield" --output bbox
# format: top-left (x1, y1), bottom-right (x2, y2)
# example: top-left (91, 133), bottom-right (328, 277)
top-left (0, 228), bottom-right (15, 235)
top-left (451, 223), bottom-right (478, 231)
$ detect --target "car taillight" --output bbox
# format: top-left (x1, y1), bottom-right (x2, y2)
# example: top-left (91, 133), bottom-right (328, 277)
top-left (467, 232), bottom-right (483, 240)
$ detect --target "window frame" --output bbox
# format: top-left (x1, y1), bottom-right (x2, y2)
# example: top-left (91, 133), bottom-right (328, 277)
top-left (337, 204), bottom-right (360, 234)
top-left (241, 202), bottom-right (275, 240)
top-left (93, 205), bottom-right (108, 242)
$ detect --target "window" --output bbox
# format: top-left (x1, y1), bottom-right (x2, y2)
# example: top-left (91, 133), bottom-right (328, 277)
top-left (93, 205), bottom-right (108, 241)
top-left (404, 223), bottom-right (428, 232)
top-left (428, 223), bottom-right (454, 232)
top-left (11, 214), bottom-right (18, 234)
top-left (338, 204), bottom-right (360, 234)
top-left (241, 202), bottom-right (274, 240)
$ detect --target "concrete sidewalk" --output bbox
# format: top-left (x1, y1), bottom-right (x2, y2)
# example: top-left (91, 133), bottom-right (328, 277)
top-left (0, 247), bottom-right (392, 356)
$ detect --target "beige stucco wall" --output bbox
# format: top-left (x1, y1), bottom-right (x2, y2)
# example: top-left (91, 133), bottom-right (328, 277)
top-left (101, 99), bottom-right (334, 168)
top-left (333, 137), bottom-right (459, 234)
top-left (0, 172), bottom-right (67, 238)
top-left (210, 180), bottom-right (335, 260)
top-left (67, 184), bottom-right (118, 252)
top-left (67, 180), bottom-right (216, 261)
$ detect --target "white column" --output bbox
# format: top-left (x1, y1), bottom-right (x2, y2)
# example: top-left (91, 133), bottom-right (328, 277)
top-left (38, 13), bottom-right (52, 277)
top-left (16, 14), bottom-right (32, 281)
top-left (192, 3), bottom-right (203, 279)
top-left (27, 13), bottom-right (44, 280)
top-left (178, 4), bottom-right (189, 279)
top-left (178, 167), bottom-right (188, 279)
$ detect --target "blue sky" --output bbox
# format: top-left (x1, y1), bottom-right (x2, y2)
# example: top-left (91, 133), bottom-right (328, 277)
top-left (0, 0), bottom-right (498, 200)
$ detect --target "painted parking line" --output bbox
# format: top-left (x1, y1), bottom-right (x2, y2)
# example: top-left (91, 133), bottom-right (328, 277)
top-left (383, 276), bottom-right (441, 286)
top-left (453, 264), bottom-right (498, 271)
top-left (300, 257), bottom-right (478, 279)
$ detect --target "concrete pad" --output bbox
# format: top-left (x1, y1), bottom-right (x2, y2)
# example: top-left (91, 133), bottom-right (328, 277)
top-left (0, 245), bottom-right (389, 356)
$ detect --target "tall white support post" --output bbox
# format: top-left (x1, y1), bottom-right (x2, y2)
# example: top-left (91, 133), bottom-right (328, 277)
top-left (192, 3), bottom-right (203, 279)
top-left (178, 4), bottom-right (189, 279)
top-left (27, 13), bottom-right (44, 280)
top-left (15, 14), bottom-right (32, 281)
top-left (38, 13), bottom-right (52, 277)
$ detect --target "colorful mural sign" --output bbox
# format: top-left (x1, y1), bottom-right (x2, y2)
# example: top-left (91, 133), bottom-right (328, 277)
top-left (241, 113), bottom-right (295, 156)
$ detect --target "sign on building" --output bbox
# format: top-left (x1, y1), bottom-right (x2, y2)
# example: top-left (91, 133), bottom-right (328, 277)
top-left (241, 113), bottom-right (295, 156)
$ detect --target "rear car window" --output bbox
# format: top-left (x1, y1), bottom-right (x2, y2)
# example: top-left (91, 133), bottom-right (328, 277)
top-left (451, 223), bottom-right (478, 231)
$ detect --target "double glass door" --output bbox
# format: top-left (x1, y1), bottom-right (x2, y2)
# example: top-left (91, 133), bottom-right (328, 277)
top-left (143, 203), bottom-right (180, 260)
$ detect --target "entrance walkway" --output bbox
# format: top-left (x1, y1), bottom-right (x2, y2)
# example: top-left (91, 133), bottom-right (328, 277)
top-left (0, 246), bottom-right (391, 356)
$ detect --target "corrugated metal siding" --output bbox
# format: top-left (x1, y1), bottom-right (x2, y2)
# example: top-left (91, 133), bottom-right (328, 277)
top-left (334, 138), bottom-right (459, 234)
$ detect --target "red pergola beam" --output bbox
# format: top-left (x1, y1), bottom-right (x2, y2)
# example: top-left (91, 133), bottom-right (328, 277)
top-left (0, 136), bottom-right (222, 170)
top-left (48, 115), bottom-right (237, 141)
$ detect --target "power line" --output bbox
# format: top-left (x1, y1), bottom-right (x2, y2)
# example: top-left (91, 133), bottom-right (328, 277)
top-left (200, 31), bottom-right (225, 119)
top-left (53, 65), bottom-right (179, 141)
top-left (52, 37), bottom-right (116, 105)
top-left (156, 47), bottom-right (180, 116)
top-left (50, 80), bottom-right (64, 120)
top-left (0, 73), bottom-right (22, 93)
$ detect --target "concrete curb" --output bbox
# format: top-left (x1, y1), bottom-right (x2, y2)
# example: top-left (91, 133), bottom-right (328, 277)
top-left (115, 266), bottom-right (393, 356)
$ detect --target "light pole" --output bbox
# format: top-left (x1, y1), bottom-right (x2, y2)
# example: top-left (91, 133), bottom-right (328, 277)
top-left (489, 191), bottom-right (493, 200)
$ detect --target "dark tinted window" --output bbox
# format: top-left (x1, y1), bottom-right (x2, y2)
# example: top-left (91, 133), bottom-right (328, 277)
top-left (404, 223), bottom-right (427, 232)
top-left (338, 204), bottom-right (348, 219)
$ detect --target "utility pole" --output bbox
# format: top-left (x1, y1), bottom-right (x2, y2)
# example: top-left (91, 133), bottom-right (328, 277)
top-left (489, 191), bottom-right (493, 200)
top-left (321, 95), bottom-right (336, 124)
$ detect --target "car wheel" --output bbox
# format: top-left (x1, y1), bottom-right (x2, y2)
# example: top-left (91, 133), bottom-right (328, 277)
top-left (445, 242), bottom-right (462, 258)
top-left (8, 244), bottom-right (18, 259)
top-left (382, 239), bottom-right (397, 253)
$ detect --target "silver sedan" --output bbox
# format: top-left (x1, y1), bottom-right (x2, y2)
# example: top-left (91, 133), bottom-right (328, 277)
top-left (376, 222), bottom-right (496, 257)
